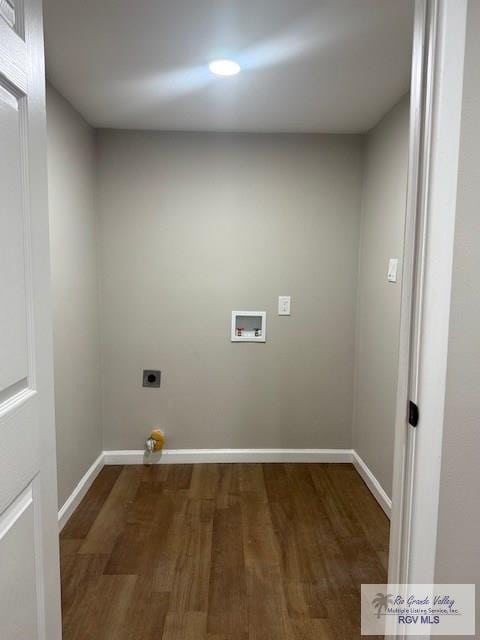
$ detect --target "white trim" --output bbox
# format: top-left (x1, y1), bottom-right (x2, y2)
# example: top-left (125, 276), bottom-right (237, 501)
top-left (351, 451), bottom-right (392, 518)
top-left (58, 453), bottom-right (104, 531)
top-left (406, 0), bottom-right (467, 587)
top-left (388, 0), bottom-right (435, 591)
top-left (58, 449), bottom-right (391, 530)
top-left (103, 448), bottom-right (353, 465)
top-left (388, 1), bottom-right (468, 601)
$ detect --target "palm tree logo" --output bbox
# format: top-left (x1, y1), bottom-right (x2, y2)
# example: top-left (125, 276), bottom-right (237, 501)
top-left (372, 593), bottom-right (394, 619)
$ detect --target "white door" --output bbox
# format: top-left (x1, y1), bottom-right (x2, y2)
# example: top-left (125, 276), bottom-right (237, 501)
top-left (0, 1), bottom-right (62, 639)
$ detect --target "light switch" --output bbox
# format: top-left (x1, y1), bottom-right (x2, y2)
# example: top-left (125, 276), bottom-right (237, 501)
top-left (278, 296), bottom-right (291, 315)
top-left (388, 258), bottom-right (399, 283)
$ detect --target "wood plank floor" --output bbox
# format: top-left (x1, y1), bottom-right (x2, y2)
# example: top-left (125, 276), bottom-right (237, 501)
top-left (60, 463), bottom-right (389, 640)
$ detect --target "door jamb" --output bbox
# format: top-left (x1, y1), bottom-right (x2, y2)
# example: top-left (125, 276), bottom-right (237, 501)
top-left (388, 0), bottom-right (468, 627)
top-left (388, 0), bottom-right (437, 590)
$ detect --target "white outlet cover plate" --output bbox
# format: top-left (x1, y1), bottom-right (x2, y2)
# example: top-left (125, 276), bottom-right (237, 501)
top-left (278, 296), bottom-right (291, 315)
top-left (388, 258), bottom-right (399, 283)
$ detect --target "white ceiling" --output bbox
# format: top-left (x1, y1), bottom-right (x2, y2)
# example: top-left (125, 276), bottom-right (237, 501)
top-left (43, 0), bottom-right (414, 133)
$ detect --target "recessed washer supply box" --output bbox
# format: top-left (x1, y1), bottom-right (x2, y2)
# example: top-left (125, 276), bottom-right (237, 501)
top-left (231, 311), bottom-right (266, 342)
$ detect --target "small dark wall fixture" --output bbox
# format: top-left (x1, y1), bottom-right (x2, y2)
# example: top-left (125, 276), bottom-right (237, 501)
top-left (143, 370), bottom-right (161, 388)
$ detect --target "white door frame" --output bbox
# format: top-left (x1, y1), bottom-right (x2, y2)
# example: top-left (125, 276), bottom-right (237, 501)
top-left (388, 0), bottom-right (468, 616)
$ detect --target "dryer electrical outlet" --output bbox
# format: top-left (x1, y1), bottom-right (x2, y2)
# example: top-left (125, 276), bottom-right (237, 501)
top-left (143, 370), bottom-right (161, 388)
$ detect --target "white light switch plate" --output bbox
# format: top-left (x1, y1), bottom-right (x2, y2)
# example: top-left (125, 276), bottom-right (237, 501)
top-left (388, 258), bottom-right (399, 283)
top-left (278, 296), bottom-right (291, 315)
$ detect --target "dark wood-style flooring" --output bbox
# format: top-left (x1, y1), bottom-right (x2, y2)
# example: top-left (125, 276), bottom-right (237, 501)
top-left (60, 463), bottom-right (389, 639)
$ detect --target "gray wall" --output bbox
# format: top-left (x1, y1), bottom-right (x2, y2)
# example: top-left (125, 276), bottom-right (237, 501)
top-left (97, 131), bottom-right (364, 450)
top-left (47, 84), bottom-right (102, 508)
top-left (46, 88), bottom-right (409, 497)
top-left (434, 0), bottom-right (480, 623)
top-left (352, 97), bottom-right (409, 498)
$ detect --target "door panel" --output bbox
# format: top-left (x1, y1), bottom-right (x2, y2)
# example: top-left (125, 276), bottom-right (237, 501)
top-left (0, 485), bottom-right (39, 640)
top-left (0, 0), bottom-right (62, 638)
top-left (0, 397), bottom-right (39, 514)
top-left (0, 1), bottom-right (15, 30)
top-left (0, 83), bottom-right (29, 393)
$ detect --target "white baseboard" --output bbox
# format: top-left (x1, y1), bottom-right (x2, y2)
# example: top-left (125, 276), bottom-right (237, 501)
top-left (58, 452), bottom-right (104, 531)
top-left (351, 450), bottom-right (392, 518)
top-left (103, 448), bottom-right (354, 465)
top-left (58, 448), bottom-right (391, 530)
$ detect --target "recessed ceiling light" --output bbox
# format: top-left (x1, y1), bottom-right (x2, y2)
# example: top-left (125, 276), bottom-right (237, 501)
top-left (208, 59), bottom-right (241, 77)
